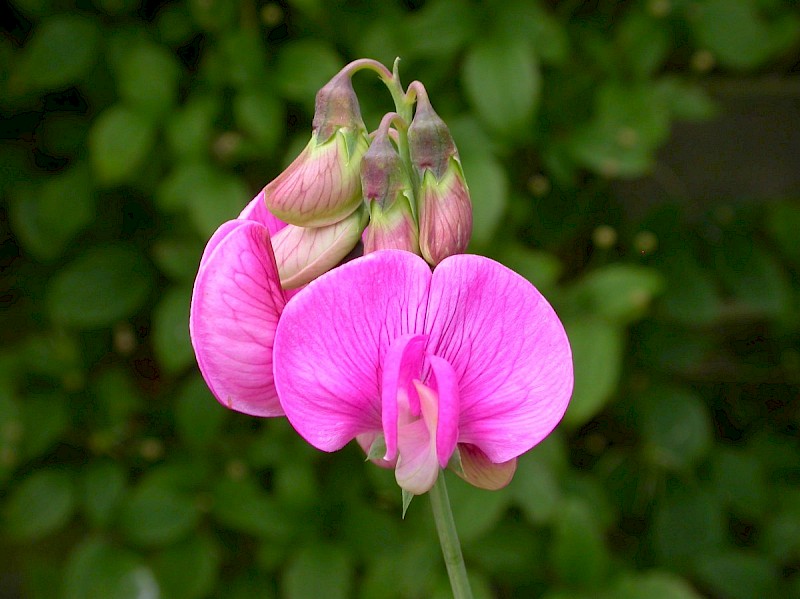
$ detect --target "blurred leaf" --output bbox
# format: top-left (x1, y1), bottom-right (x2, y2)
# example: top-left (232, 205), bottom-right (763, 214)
top-left (616, 9), bottom-right (670, 77)
top-left (689, 0), bottom-right (800, 70)
top-left (37, 113), bottom-right (90, 157)
top-left (494, 245), bottom-right (562, 295)
top-left (653, 484), bottom-right (726, 569)
top-left (447, 472), bottom-right (511, 542)
top-left (118, 478), bottom-right (201, 547)
top-left (218, 29), bottom-right (268, 89)
top-left (454, 146), bottom-right (507, 246)
top-left (766, 200), bottom-right (800, 266)
top-left (47, 245), bottom-right (155, 329)
top-left (153, 286), bottom-right (193, 374)
top-left (0, 388), bottom-right (22, 482)
top-left (494, 0), bottom-right (570, 66)
top-left (91, 367), bottom-right (143, 427)
top-left (151, 236), bottom-right (203, 281)
top-left (709, 447), bottom-right (768, 518)
top-left (18, 14), bottom-right (100, 91)
top-left (274, 39), bottom-right (342, 107)
top-left (81, 460), bottom-right (127, 529)
top-left (568, 83), bottom-right (669, 178)
top-left (551, 498), bottom-right (609, 588)
top-left (715, 235), bottom-right (792, 319)
top-left (655, 77), bottom-right (717, 121)
top-left (360, 541), bottom-right (439, 599)
top-left (211, 477), bottom-right (293, 539)
top-left (63, 537), bottom-right (160, 599)
top-left (656, 244), bottom-right (722, 326)
top-left (3, 468), bottom-right (76, 542)
top-left (638, 386), bottom-right (713, 470)
top-left (9, 163), bottom-right (96, 261)
top-left (165, 93), bottom-right (220, 159)
top-left (175, 375), bottom-right (227, 450)
top-left (509, 451), bottom-right (561, 524)
top-left (19, 391), bottom-right (69, 460)
top-left (92, 0), bottom-right (138, 15)
top-left (155, 2), bottom-right (197, 46)
top-left (569, 264), bottom-right (665, 325)
top-left (89, 105), bottom-right (157, 186)
top-left (187, 0), bottom-right (238, 33)
top-left (401, 0), bottom-right (477, 59)
top-left (465, 521), bottom-right (544, 584)
top-left (227, 569), bottom-right (276, 599)
top-left (153, 534), bottom-right (220, 599)
top-left (604, 571), bottom-right (703, 599)
top-left (189, 171), bottom-right (251, 237)
top-left (115, 40), bottom-right (181, 118)
top-left (432, 571), bottom-right (494, 599)
top-left (283, 543), bottom-right (353, 599)
top-left (462, 34), bottom-right (540, 140)
top-left (562, 318), bottom-right (624, 427)
top-left (234, 89), bottom-right (283, 152)
top-left (693, 551), bottom-right (779, 599)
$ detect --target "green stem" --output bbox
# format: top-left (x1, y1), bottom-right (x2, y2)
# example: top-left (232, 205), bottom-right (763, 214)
top-left (429, 472), bottom-right (473, 599)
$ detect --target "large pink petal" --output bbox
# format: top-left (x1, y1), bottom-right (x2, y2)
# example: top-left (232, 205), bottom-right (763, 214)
top-left (239, 190), bottom-right (287, 235)
top-left (273, 250), bottom-right (431, 452)
top-left (190, 220), bottom-right (286, 416)
top-left (425, 254), bottom-right (573, 463)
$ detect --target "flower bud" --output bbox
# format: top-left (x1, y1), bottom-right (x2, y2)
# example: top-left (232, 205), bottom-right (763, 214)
top-left (360, 123), bottom-right (419, 254)
top-left (408, 87), bottom-right (472, 265)
top-left (271, 205), bottom-right (368, 289)
top-left (264, 69), bottom-right (369, 228)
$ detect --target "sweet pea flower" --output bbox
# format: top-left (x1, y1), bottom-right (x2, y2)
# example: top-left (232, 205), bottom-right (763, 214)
top-left (189, 191), bottom-right (290, 417)
top-left (273, 250), bottom-right (573, 495)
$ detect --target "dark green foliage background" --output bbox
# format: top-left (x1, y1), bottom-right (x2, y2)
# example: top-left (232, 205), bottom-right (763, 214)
top-left (1, 0), bottom-right (799, 597)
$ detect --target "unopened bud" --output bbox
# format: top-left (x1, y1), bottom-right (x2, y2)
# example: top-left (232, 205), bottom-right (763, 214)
top-left (417, 160), bottom-right (472, 265)
top-left (272, 206), bottom-right (368, 289)
top-left (363, 195), bottom-right (419, 255)
top-left (407, 85), bottom-right (458, 180)
top-left (264, 69), bottom-right (368, 228)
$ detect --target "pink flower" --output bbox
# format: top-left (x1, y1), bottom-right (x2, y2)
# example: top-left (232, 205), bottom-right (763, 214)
top-left (272, 250), bottom-right (573, 495)
top-left (189, 191), bottom-right (289, 417)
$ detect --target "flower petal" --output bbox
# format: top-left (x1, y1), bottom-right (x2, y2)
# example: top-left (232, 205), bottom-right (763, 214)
top-left (453, 444), bottom-right (517, 490)
top-left (429, 355), bottom-right (459, 468)
top-left (425, 254), bottom-right (573, 463)
top-left (190, 220), bottom-right (286, 416)
top-left (239, 190), bottom-right (287, 235)
top-left (395, 380), bottom-right (440, 495)
top-left (381, 333), bottom-right (427, 462)
top-left (273, 250), bottom-right (431, 452)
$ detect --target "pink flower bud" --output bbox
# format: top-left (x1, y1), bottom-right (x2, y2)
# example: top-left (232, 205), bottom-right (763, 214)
top-left (363, 196), bottom-right (419, 255)
top-left (264, 69), bottom-right (369, 228)
top-left (408, 85), bottom-right (472, 265)
top-left (271, 206), bottom-right (368, 289)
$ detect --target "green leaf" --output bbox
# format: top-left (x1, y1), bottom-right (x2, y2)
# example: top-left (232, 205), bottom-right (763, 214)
top-left (152, 286), bottom-right (193, 374)
top-left (569, 264), bottom-right (665, 325)
top-left (189, 171), bottom-right (250, 237)
top-left (462, 34), bottom-right (540, 140)
top-left (283, 543), bottom-right (354, 599)
top-left (4, 468), bottom-right (76, 542)
top-left (81, 460), bottom-right (128, 528)
top-left (452, 144), bottom-right (507, 246)
top-left (211, 477), bottom-right (293, 539)
top-left (165, 94), bottom-right (220, 158)
top-left (63, 537), bottom-right (160, 599)
top-left (9, 163), bottom-right (96, 261)
top-left (115, 40), bottom-right (181, 118)
top-left (638, 386), bottom-right (713, 470)
top-left (89, 105), bottom-right (157, 186)
top-left (233, 89), bottom-right (283, 152)
top-left (18, 14), bottom-right (100, 91)
top-left (274, 39), bottom-right (342, 107)
top-left (509, 452), bottom-right (561, 524)
top-left (401, 0), bottom-right (478, 59)
top-left (562, 318), bottom-right (624, 427)
top-left (604, 571), bottom-right (703, 599)
top-left (0, 388), bottom-right (22, 482)
top-left (766, 200), bottom-right (800, 266)
top-left (693, 551), bottom-right (778, 599)
top-left (551, 498), bottom-right (609, 588)
top-left (151, 235), bottom-right (204, 281)
top-left (117, 478), bottom-right (200, 547)
top-left (47, 245), bottom-right (154, 329)
top-left (494, 245), bottom-right (562, 295)
top-left (447, 471), bottom-right (511, 542)
top-left (153, 535), bottom-right (220, 599)
top-left (493, 0), bottom-right (569, 66)
top-left (19, 391), bottom-right (69, 460)
top-left (175, 375), bottom-right (227, 449)
top-left (709, 447), bottom-right (768, 519)
top-left (689, 0), bottom-right (800, 70)
top-left (615, 10), bottom-right (670, 77)
top-left (653, 484), bottom-right (726, 569)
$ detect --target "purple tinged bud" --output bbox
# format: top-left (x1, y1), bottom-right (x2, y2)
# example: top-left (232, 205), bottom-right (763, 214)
top-left (264, 70), bottom-right (369, 228)
top-left (407, 85), bottom-right (472, 265)
top-left (272, 206), bottom-right (368, 289)
top-left (363, 195), bottom-right (419, 255)
top-left (417, 158), bottom-right (472, 266)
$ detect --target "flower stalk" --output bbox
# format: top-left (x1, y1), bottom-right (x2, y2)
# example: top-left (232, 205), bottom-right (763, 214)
top-left (429, 472), bottom-right (473, 599)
